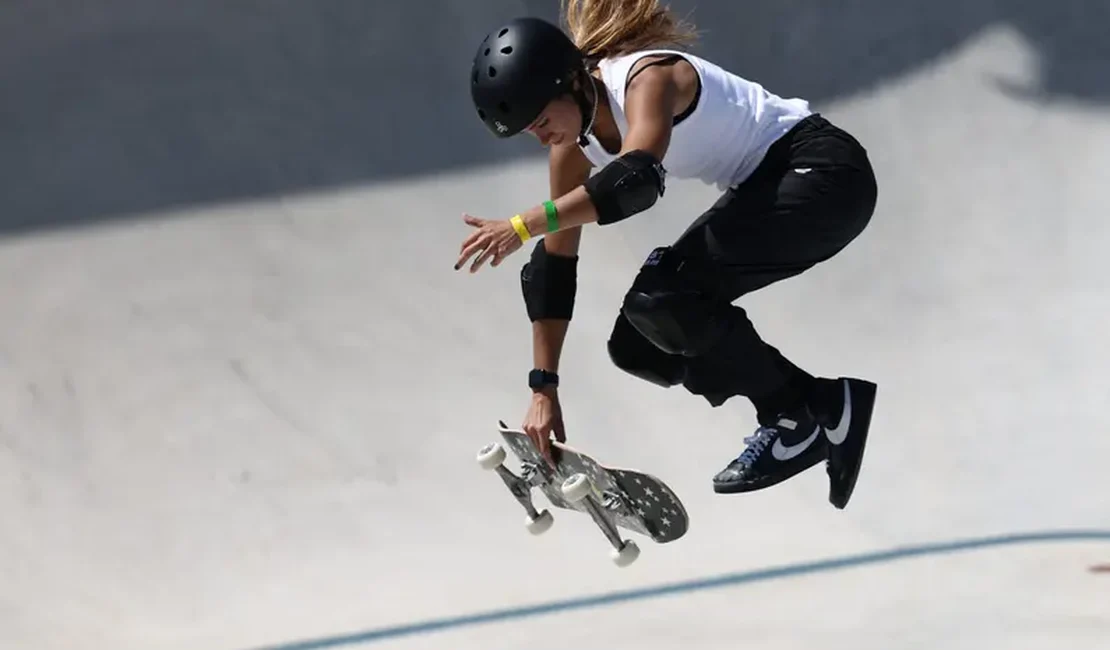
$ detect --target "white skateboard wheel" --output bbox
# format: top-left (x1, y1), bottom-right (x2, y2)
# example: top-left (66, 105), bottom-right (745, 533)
top-left (476, 442), bottom-right (506, 470)
top-left (611, 540), bottom-right (640, 567)
top-left (560, 473), bottom-right (592, 503)
top-left (525, 509), bottom-right (554, 535)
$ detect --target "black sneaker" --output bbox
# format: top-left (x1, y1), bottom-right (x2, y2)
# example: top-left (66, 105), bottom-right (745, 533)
top-left (713, 408), bottom-right (827, 494)
top-left (821, 377), bottom-right (878, 509)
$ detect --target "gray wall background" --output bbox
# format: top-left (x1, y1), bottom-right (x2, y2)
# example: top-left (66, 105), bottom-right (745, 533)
top-left (2, 0), bottom-right (1107, 234)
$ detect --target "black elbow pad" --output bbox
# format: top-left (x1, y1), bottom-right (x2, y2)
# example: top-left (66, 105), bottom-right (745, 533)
top-left (520, 239), bottom-right (578, 321)
top-left (584, 149), bottom-right (666, 225)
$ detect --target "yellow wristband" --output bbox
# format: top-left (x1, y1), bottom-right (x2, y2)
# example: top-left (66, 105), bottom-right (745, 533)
top-left (510, 215), bottom-right (531, 242)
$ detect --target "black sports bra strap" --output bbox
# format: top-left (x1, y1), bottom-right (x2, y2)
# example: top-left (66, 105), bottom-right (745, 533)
top-left (623, 54), bottom-right (701, 126)
top-left (623, 54), bottom-right (687, 91)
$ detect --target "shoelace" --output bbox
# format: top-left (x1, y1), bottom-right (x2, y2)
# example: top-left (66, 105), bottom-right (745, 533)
top-left (734, 425), bottom-right (778, 466)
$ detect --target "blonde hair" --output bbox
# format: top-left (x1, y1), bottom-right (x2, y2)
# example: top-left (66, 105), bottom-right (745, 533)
top-left (561, 0), bottom-right (699, 64)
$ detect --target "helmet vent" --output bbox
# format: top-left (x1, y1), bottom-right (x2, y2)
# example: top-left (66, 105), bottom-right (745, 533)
top-left (499, 28), bottom-right (509, 37)
top-left (484, 48), bottom-right (490, 56)
top-left (500, 45), bottom-right (513, 54)
top-left (488, 66), bottom-right (497, 78)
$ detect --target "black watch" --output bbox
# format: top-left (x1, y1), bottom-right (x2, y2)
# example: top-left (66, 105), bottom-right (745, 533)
top-left (528, 368), bottom-right (559, 391)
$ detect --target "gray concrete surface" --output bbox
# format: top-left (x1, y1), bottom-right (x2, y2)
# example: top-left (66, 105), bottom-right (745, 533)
top-left (1, 2), bottom-right (1109, 650)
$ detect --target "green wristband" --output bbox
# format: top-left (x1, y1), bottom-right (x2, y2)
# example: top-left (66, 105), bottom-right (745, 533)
top-left (542, 200), bottom-right (559, 233)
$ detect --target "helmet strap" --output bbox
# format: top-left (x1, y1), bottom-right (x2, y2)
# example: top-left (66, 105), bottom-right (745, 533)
top-left (576, 73), bottom-right (599, 146)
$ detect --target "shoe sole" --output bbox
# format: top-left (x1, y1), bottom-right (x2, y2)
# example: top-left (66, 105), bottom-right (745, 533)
top-left (827, 378), bottom-right (877, 509)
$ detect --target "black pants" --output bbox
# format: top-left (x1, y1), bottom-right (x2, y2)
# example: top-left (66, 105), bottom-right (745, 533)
top-left (607, 114), bottom-right (878, 418)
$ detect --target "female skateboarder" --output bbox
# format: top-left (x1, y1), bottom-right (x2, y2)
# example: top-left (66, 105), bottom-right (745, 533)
top-left (454, 1), bottom-right (879, 509)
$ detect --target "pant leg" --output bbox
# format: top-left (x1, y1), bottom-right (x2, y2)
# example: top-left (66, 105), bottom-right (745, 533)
top-left (608, 114), bottom-right (879, 413)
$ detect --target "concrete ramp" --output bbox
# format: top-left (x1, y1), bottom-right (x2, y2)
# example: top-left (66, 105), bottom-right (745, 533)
top-left (1, 2), bottom-right (1108, 649)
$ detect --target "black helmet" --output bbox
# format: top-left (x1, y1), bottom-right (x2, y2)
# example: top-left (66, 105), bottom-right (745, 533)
top-left (470, 17), bottom-right (586, 138)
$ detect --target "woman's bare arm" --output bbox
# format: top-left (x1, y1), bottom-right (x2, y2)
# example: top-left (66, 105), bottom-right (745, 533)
top-left (517, 62), bottom-right (682, 236)
top-left (530, 141), bottom-right (593, 382)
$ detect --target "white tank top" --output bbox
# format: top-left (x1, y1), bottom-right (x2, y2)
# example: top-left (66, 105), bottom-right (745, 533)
top-left (580, 49), bottom-right (813, 191)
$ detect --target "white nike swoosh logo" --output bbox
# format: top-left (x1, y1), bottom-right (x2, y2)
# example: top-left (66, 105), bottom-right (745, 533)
top-left (772, 426), bottom-right (821, 461)
top-left (825, 380), bottom-right (852, 445)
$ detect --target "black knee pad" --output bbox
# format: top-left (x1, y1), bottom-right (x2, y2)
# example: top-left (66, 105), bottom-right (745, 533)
top-left (620, 246), bottom-right (728, 357)
top-left (607, 313), bottom-right (686, 388)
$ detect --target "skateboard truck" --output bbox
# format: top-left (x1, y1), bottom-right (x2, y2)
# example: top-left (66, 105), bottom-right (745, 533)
top-left (478, 442), bottom-right (554, 535)
top-left (477, 442), bottom-right (640, 566)
top-left (559, 473), bottom-right (641, 566)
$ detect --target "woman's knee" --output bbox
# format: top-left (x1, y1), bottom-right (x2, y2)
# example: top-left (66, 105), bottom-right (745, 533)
top-left (607, 312), bottom-right (687, 388)
top-left (619, 246), bottom-right (730, 357)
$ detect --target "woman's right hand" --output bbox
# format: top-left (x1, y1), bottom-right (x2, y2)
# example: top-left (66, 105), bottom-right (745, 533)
top-left (522, 388), bottom-right (566, 467)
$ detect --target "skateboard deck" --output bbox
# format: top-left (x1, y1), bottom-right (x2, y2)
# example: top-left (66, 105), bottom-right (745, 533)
top-left (477, 420), bottom-right (688, 566)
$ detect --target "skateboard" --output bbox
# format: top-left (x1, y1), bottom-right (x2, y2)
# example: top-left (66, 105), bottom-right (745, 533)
top-left (476, 420), bottom-right (688, 567)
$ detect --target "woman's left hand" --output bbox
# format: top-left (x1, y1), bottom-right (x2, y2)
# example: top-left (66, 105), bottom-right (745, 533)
top-left (455, 214), bottom-right (526, 273)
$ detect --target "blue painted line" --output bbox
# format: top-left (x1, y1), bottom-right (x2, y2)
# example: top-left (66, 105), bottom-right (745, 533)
top-left (246, 528), bottom-right (1110, 650)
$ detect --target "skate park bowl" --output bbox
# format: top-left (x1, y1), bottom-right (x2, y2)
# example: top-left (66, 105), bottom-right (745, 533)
top-left (2, 1), bottom-right (1109, 648)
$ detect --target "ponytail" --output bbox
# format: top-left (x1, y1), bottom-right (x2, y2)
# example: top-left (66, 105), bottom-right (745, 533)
top-left (561, 0), bottom-right (699, 64)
